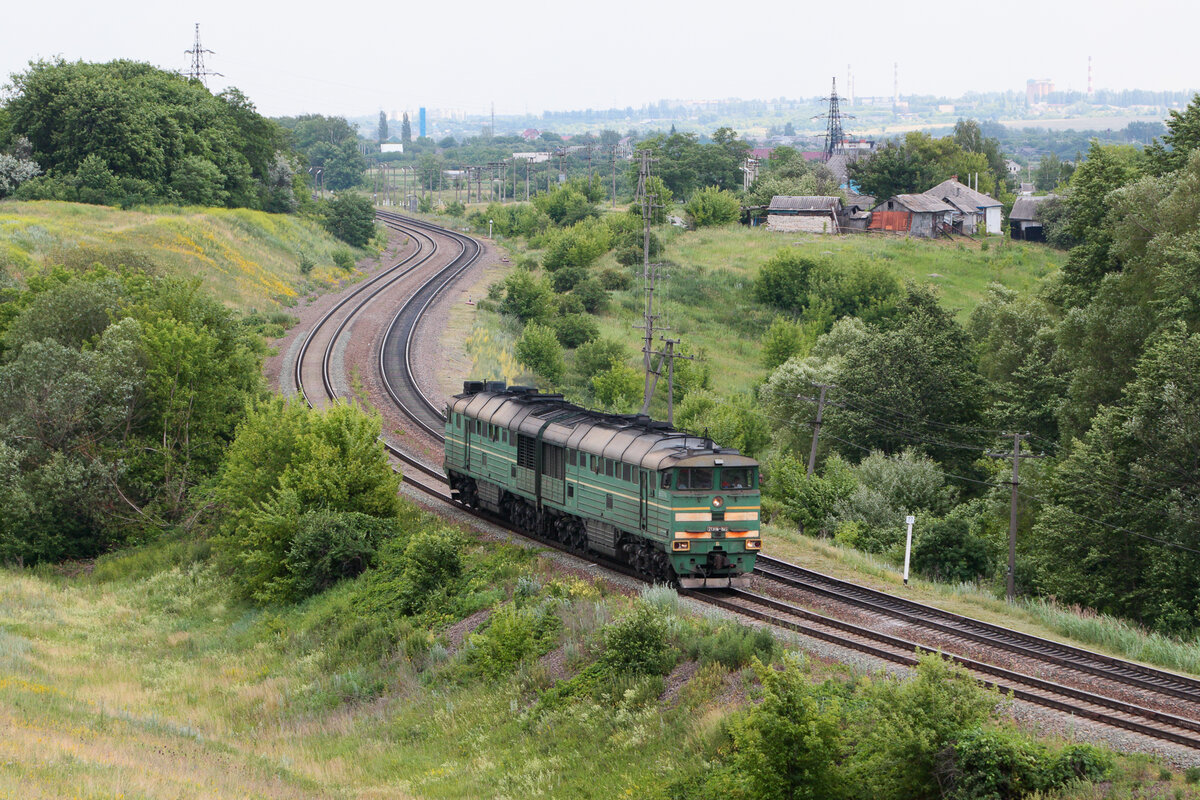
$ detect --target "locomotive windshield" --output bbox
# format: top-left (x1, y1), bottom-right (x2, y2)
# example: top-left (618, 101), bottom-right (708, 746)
top-left (720, 467), bottom-right (753, 490)
top-left (675, 468), bottom-right (713, 491)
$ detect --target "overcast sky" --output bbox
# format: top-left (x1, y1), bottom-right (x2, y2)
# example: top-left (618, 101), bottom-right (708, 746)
top-left (2, 0), bottom-right (1195, 119)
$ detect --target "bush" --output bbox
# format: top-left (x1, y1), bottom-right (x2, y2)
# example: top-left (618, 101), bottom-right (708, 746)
top-left (332, 248), bottom-right (355, 270)
top-left (599, 267), bottom-right (634, 290)
top-left (913, 517), bottom-right (991, 583)
top-left (444, 199), bottom-right (465, 217)
top-left (551, 314), bottom-right (599, 348)
top-left (688, 623), bottom-right (778, 669)
top-left (592, 361), bottom-right (643, 411)
top-left (550, 265), bottom-right (588, 293)
top-left (283, 510), bottom-right (399, 599)
top-left (298, 253), bottom-right (315, 275)
top-left (467, 602), bottom-right (561, 680)
top-left (762, 316), bottom-right (807, 371)
top-left (572, 279), bottom-right (608, 313)
top-left (684, 186), bottom-right (740, 227)
top-left (321, 194), bottom-right (376, 247)
top-left (754, 249), bottom-right (820, 314)
top-left (541, 219), bottom-right (612, 270)
top-left (515, 322), bottom-right (565, 386)
top-left (947, 727), bottom-right (1052, 799)
top-left (380, 528), bottom-right (463, 616)
top-left (1049, 743), bottom-right (1112, 785)
top-left (574, 338), bottom-right (628, 380)
top-left (500, 271), bottom-right (554, 322)
top-left (762, 453), bottom-right (857, 535)
top-left (600, 602), bottom-right (674, 676)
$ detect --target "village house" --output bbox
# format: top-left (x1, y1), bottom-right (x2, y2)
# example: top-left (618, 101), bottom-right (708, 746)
top-left (869, 194), bottom-right (954, 238)
top-left (766, 196), bottom-right (843, 233)
top-left (1009, 194), bottom-right (1056, 241)
top-left (923, 178), bottom-right (1003, 235)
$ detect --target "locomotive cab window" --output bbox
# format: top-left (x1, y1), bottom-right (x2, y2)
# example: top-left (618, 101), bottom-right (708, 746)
top-left (661, 472), bottom-right (672, 489)
top-left (720, 467), bottom-right (754, 490)
top-left (676, 468), bottom-right (713, 491)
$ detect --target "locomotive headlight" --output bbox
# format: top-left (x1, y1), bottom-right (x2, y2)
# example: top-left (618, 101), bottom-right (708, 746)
top-left (712, 496), bottom-right (724, 508)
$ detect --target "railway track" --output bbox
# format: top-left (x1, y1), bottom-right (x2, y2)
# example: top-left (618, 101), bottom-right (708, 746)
top-left (294, 210), bottom-right (1200, 752)
top-left (754, 556), bottom-right (1200, 706)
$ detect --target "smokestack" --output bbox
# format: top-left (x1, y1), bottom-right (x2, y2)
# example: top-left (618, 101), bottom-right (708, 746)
top-left (893, 62), bottom-right (899, 109)
top-left (847, 63), bottom-right (854, 105)
top-left (1087, 55), bottom-right (1094, 97)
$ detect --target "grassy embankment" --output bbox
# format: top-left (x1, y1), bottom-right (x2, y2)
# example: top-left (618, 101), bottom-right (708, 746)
top-left (0, 201), bottom-right (379, 311)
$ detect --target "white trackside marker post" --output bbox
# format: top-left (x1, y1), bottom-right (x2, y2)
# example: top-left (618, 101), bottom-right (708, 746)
top-left (903, 515), bottom-right (915, 585)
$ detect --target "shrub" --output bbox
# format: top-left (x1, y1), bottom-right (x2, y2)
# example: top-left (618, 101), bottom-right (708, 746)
top-left (572, 279), bottom-right (608, 313)
top-left (298, 253), bottom-right (315, 275)
top-left (946, 727), bottom-right (1052, 799)
top-left (684, 186), bottom-right (740, 227)
top-left (754, 249), bottom-right (820, 314)
top-left (592, 361), bottom-right (643, 411)
top-left (283, 510), bottom-right (399, 599)
top-left (500, 271), bottom-right (554, 322)
top-left (551, 314), bottom-right (599, 349)
top-left (1185, 766), bottom-right (1200, 784)
top-left (467, 602), bottom-right (561, 680)
top-left (599, 266), bottom-right (634, 290)
top-left (332, 248), bottom-right (355, 270)
top-left (541, 219), bottom-right (612, 270)
top-left (321, 194), bottom-right (376, 247)
top-left (375, 528), bottom-right (464, 616)
top-left (762, 452), bottom-right (857, 535)
top-left (444, 199), bottom-right (465, 217)
top-left (574, 338), bottom-right (628, 380)
top-left (762, 316), bottom-right (807, 370)
top-left (1049, 743), bottom-right (1112, 784)
top-left (689, 623), bottom-right (778, 669)
top-left (515, 322), bottom-right (565, 386)
top-left (550, 265), bottom-right (588, 293)
top-left (913, 517), bottom-right (991, 583)
top-left (600, 602), bottom-right (674, 676)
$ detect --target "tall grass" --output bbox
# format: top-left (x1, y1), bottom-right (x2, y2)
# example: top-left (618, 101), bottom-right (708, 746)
top-left (0, 201), bottom-right (377, 312)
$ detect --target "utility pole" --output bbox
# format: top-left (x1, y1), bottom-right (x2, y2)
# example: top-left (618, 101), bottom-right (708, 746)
top-left (611, 146), bottom-right (618, 208)
top-left (987, 432), bottom-right (1045, 602)
top-left (805, 384), bottom-right (829, 476)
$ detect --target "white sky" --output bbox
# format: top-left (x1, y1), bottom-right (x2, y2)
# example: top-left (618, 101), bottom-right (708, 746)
top-left (1, 0), bottom-right (1195, 119)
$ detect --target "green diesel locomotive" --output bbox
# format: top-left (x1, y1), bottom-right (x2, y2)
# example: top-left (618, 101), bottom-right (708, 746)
top-left (444, 382), bottom-right (760, 587)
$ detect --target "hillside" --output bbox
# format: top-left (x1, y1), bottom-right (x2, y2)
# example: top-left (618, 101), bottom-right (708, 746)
top-left (0, 201), bottom-right (373, 310)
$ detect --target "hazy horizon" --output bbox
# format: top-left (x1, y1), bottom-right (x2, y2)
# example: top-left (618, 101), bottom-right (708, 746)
top-left (2, 0), bottom-right (1196, 120)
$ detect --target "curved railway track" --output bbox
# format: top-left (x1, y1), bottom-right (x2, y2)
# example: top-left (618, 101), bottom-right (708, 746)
top-left (293, 209), bottom-right (1200, 753)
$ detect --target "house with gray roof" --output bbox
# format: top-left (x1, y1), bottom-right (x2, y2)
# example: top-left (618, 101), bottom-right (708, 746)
top-left (1009, 194), bottom-right (1056, 241)
top-left (766, 196), bottom-right (843, 234)
top-left (922, 178), bottom-right (1004, 234)
top-left (869, 194), bottom-right (955, 238)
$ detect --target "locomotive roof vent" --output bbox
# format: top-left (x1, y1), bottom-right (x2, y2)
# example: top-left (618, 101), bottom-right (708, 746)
top-left (463, 380), bottom-right (485, 394)
top-left (485, 380), bottom-right (507, 392)
top-left (507, 385), bottom-right (537, 395)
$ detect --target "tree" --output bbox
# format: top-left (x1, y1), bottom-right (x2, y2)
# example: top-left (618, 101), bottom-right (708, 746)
top-left (1146, 92), bottom-right (1200, 175)
top-left (516, 323), bottom-right (565, 386)
top-left (6, 59), bottom-right (288, 209)
top-left (573, 338), bottom-right (627, 380)
top-left (500, 271), bottom-right (554, 322)
top-left (684, 186), bottom-right (740, 227)
top-left (761, 317), bottom-right (807, 370)
top-left (724, 658), bottom-right (846, 800)
top-left (825, 286), bottom-right (987, 472)
top-left (320, 193), bottom-right (376, 247)
top-left (377, 111), bottom-right (388, 143)
top-left (591, 362), bottom-right (642, 411)
top-left (401, 113), bottom-right (412, 143)
top-left (754, 249), bottom-right (820, 315)
top-left (212, 398), bottom-right (401, 602)
top-left (913, 517), bottom-right (991, 583)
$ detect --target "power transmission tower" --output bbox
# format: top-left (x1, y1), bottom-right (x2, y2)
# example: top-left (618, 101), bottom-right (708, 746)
top-left (811, 77), bottom-right (854, 160)
top-left (184, 23), bottom-right (222, 87)
top-left (987, 433), bottom-right (1045, 602)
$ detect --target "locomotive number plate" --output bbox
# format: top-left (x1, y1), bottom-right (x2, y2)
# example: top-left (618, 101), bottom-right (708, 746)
top-left (707, 526), bottom-right (728, 536)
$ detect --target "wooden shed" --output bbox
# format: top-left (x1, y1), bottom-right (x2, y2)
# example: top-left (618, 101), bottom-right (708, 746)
top-left (766, 196), bottom-right (843, 234)
top-left (924, 178), bottom-right (1004, 235)
top-left (1009, 195), bottom-right (1056, 241)
top-left (869, 194), bottom-right (954, 238)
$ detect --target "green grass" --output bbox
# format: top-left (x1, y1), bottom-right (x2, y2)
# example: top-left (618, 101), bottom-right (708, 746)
top-left (0, 201), bottom-right (379, 311)
top-left (761, 521), bottom-right (1200, 677)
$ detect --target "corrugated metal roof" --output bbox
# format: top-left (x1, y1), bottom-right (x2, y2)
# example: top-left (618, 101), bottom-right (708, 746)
top-left (923, 178), bottom-right (1002, 208)
top-left (768, 195), bottom-right (842, 212)
top-left (939, 195), bottom-right (981, 215)
top-left (878, 194), bottom-right (955, 213)
top-left (1010, 194), bottom-right (1057, 222)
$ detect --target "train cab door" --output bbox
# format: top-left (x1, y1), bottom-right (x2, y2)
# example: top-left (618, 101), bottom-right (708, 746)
top-left (464, 418), bottom-right (472, 470)
top-left (638, 470), bottom-right (648, 531)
